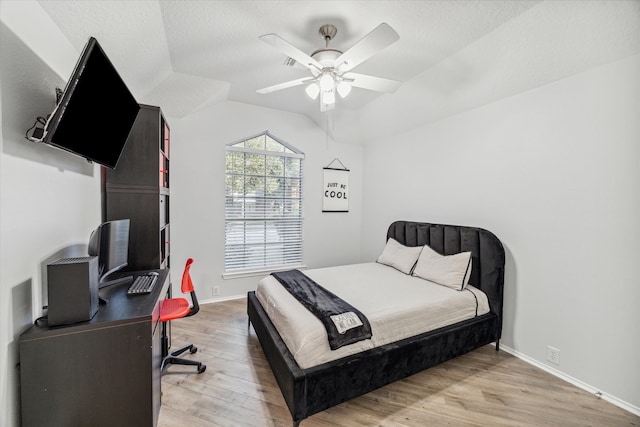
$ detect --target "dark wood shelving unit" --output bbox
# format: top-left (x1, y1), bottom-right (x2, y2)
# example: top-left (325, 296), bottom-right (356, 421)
top-left (103, 104), bottom-right (170, 271)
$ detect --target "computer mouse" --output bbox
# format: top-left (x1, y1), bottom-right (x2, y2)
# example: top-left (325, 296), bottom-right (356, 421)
top-left (148, 272), bottom-right (159, 276)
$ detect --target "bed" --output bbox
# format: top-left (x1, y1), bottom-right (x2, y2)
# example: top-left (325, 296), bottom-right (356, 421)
top-left (247, 220), bottom-right (505, 426)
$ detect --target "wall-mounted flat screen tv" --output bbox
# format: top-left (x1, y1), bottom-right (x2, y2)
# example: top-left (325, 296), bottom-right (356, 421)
top-left (42, 36), bottom-right (140, 169)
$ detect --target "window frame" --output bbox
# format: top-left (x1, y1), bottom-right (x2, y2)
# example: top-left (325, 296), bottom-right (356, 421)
top-left (223, 131), bottom-right (305, 278)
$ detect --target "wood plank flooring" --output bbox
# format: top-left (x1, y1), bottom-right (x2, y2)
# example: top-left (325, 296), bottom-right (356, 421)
top-left (158, 298), bottom-right (639, 426)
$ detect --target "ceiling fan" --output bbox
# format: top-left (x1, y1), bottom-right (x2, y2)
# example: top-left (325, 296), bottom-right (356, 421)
top-left (257, 23), bottom-right (401, 112)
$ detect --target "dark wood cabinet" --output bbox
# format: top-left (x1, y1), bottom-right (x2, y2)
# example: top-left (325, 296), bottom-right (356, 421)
top-left (20, 270), bottom-right (170, 427)
top-left (103, 104), bottom-right (170, 271)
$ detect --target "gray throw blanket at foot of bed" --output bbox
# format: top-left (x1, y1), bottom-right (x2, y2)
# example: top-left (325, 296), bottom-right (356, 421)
top-left (271, 269), bottom-right (372, 350)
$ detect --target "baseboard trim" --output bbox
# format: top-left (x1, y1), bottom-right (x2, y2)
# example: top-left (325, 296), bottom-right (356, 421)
top-left (497, 343), bottom-right (640, 417)
top-left (200, 294), bottom-right (245, 305)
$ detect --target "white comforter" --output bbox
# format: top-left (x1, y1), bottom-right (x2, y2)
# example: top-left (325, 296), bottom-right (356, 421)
top-left (256, 262), bottom-right (489, 369)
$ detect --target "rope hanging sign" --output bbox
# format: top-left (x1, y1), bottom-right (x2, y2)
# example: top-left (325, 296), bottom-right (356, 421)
top-left (322, 158), bottom-right (349, 212)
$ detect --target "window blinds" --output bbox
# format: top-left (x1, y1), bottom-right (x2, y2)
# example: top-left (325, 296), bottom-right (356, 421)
top-left (225, 133), bottom-right (304, 273)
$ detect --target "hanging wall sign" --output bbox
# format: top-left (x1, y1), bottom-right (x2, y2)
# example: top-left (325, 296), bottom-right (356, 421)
top-left (322, 159), bottom-right (349, 212)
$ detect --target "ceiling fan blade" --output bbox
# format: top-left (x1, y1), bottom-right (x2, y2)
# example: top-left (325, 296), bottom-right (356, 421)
top-left (343, 72), bottom-right (401, 93)
top-left (260, 33), bottom-right (323, 72)
top-left (257, 76), bottom-right (315, 94)
top-left (334, 23), bottom-right (399, 73)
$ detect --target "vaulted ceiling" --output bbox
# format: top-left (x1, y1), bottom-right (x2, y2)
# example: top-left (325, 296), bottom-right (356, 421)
top-left (38, 0), bottom-right (640, 144)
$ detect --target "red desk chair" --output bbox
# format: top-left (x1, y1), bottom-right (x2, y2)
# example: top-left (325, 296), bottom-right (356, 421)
top-left (160, 258), bottom-right (206, 374)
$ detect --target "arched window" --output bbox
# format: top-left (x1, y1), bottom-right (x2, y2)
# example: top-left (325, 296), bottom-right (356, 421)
top-left (224, 131), bottom-right (304, 274)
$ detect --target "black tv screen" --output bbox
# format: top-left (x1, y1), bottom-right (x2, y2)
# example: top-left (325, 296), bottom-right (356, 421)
top-left (43, 37), bottom-right (140, 169)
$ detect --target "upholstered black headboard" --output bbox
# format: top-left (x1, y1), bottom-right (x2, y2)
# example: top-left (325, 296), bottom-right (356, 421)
top-left (387, 220), bottom-right (505, 335)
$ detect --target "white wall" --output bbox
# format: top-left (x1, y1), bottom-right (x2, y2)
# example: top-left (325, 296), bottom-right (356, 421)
top-left (361, 54), bottom-right (640, 412)
top-left (169, 101), bottom-right (363, 301)
top-left (0, 3), bottom-right (102, 426)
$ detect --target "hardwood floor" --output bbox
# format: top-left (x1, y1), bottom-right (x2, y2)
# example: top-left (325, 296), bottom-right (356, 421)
top-left (158, 298), bottom-right (638, 426)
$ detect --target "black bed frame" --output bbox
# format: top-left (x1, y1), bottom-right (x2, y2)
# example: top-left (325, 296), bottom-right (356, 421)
top-left (247, 220), bottom-right (505, 426)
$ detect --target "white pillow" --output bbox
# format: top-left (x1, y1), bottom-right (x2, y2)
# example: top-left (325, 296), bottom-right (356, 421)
top-left (376, 238), bottom-right (423, 274)
top-left (412, 244), bottom-right (472, 290)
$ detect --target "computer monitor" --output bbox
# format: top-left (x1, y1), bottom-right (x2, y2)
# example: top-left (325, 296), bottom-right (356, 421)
top-left (88, 219), bottom-right (131, 288)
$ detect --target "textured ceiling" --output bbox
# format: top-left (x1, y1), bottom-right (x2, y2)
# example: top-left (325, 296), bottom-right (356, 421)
top-left (37, 0), bottom-right (640, 144)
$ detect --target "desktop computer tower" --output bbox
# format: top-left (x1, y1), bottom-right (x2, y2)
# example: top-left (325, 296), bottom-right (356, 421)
top-left (47, 256), bottom-right (99, 326)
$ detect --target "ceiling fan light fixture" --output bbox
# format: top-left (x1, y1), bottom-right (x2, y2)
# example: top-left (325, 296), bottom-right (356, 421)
top-left (305, 83), bottom-right (320, 100)
top-left (319, 73), bottom-right (335, 91)
top-left (337, 81), bottom-right (352, 98)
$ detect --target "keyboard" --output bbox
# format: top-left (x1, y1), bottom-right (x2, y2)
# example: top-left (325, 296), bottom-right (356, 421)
top-left (127, 274), bottom-right (158, 295)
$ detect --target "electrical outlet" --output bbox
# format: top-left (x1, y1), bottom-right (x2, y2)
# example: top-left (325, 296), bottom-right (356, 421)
top-left (212, 286), bottom-right (220, 296)
top-left (547, 346), bottom-right (560, 365)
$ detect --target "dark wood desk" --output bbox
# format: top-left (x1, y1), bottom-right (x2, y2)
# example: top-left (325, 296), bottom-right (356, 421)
top-left (19, 269), bottom-right (170, 427)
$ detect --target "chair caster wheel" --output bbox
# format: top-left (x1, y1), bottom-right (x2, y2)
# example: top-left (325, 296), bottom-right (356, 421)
top-left (197, 364), bottom-right (206, 374)
top-left (190, 346), bottom-right (198, 354)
